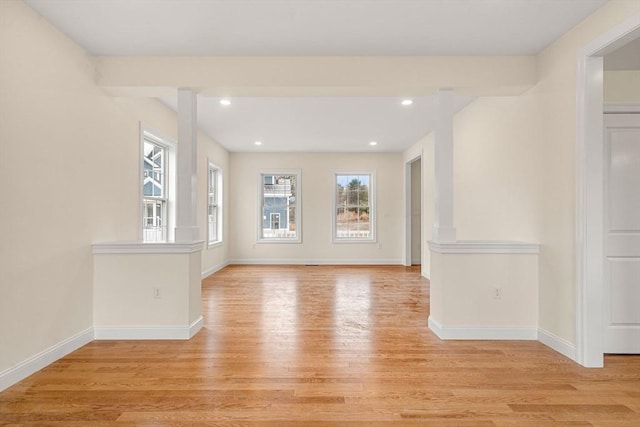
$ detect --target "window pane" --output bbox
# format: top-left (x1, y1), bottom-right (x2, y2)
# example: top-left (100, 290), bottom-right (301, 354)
top-left (143, 140), bottom-right (164, 198)
top-left (143, 199), bottom-right (166, 242)
top-left (335, 174), bottom-right (372, 240)
top-left (261, 173), bottom-right (299, 240)
top-left (208, 165), bottom-right (221, 245)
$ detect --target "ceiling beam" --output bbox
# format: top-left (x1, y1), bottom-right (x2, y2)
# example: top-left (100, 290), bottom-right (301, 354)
top-left (95, 56), bottom-right (537, 98)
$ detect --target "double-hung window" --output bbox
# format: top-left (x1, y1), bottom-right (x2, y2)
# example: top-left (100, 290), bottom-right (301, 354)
top-left (258, 170), bottom-right (301, 243)
top-left (141, 129), bottom-right (175, 242)
top-left (333, 172), bottom-right (375, 242)
top-left (208, 163), bottom-right (223, 246)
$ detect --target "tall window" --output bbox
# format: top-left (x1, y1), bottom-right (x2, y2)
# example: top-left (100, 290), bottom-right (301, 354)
top-left (258, 170), bottom-right (301, 243)
top-left (208, 163), bottom-right (222, 246)
top-left (141, 129), bottom-right (175, 242)
top-left (333, 172), bottom-right (375, 242)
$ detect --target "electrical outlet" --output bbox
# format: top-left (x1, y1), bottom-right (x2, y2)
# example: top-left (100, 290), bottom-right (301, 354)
top-left (493, 287), bottom-right (502, 299)
top-left (153, 287), bottom-right (161, 299)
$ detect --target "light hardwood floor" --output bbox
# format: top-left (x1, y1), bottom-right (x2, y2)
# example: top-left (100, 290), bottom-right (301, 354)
top-left (1, 265), bottom-right (639, 426)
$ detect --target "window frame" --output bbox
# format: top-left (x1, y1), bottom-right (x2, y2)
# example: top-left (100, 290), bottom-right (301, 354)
top-left (207, 161), bottom-right (223, 247)
top-left (140, 125), bottom-right (176, 243)
top-left (257, 169), bottom-right (302, 244)
top-left (331, 171), bottom-right (376, 243)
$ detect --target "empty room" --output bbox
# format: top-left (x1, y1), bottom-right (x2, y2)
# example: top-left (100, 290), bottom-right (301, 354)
top-left (1, 0), bottom-right (640, 425)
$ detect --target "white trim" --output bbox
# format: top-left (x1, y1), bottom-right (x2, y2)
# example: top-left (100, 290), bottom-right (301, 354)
top-left (94, 316), bottom-right (204, 340)
top-left (575, 13), bottom-right (640, 368)
top-left (257, 169), bottom-right (302, 244)
top-left (603, 103), bottom-right (640, 114)
top-left (0, 328), bottom-right (93, 392)
top-left (140, 123), bottom-right (178, 243)
top-left (331, 170), bottom-right (377, 243)
top-left (538, 328), bottom-right (577, 361)
top-left (229, 258), bottom-right (402, 265)
top-left (428, 316), bottom-right (537, 340)
top-left (428, 240), bottom-right (539, 254)
top-left (201, 261), bottom-right (229, 279)
top-left (207, 160), bottom-right (223, 248)
top-left (422, 270), bottom-right (430, 280)
top-left (92, 240), bottom-right (204, 254)
top-left (404, 153), bottom-right (422, 267)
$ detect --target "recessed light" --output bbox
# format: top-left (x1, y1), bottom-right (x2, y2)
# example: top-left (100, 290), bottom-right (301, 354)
top-left (369, 141), bottom-right (378, 146)
top-left (401, 99), bottom-right (413, 106)
top-left (254, 141), bottom-right (263, 146)
top-left (220, 99), bottom-right (231, 106)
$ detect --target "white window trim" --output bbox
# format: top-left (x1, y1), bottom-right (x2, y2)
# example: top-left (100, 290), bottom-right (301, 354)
top-left (139, 123), bottom-right (176, 242)
top-left (331, 170), bottom-right (376, 243)
top-left (257, 169), bottom-right (302, 244)
top-left (207, 161), bottom-right (223, 248)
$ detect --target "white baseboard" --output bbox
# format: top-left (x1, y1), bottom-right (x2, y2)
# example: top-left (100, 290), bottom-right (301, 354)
top-left (538, 328), bottom-right (577, 361)
top-left (94, 316), bottom-right (204, 340)
top-left (0, 327), bottom-right (93, 392)
top-left (201, 261), bottom-right (229, 279)
top-left (428, 316), bottom-right (537, 340)
top-left (422, 270), bottom-right (430, 280)
top-left (229, 258), bottom-right (403, 265)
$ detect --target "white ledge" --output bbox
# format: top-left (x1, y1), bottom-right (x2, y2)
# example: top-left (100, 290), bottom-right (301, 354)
top-left (428, 240), bottom-right (539, 254)
top-left (92, 241), bottom-right (204, 254)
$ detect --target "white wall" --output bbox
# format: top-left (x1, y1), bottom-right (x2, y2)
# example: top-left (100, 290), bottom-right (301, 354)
top-left (0, 0), bottom-right (228, 375)
top-left (229, 152), bottom-right (404, 264)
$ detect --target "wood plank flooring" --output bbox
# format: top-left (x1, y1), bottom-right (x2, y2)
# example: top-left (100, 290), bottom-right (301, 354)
top-left (1, 265), bottom-right (639, 426)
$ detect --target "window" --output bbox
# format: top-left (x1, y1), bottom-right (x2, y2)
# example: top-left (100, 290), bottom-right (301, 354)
top-left (333, 172), bottom-right (375, 242)
top-left (208, 163), bottom-right (222, 246)
top-left (258, 170), bottom-right (301, 243)
top-left (141, 128), bottom-right (175, 242)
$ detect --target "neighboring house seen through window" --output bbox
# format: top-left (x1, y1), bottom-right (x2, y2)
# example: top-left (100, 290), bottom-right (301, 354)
top-left (141, 129), bottom-right (175, 242)
top-left (333, 172), bottom-right (375, 242)
top-left (258, 170), bottom-right (301, 243)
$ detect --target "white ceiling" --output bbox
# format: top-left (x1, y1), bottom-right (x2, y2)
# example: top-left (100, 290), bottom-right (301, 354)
top-left (163, 96), bottom-right (476, 152)
top-left (26, 0), bottom-right (608, 56)
top-left (25, 0), bottom-right (612, 152)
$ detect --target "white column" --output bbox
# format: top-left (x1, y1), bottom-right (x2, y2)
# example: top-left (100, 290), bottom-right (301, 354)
top-left (175, 88), bottom-right (200, 242)
top-left (432, 89), bottom-right (456, 242)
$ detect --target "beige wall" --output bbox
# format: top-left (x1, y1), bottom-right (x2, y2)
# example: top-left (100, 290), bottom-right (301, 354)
top-left (199, 137), bottom-right (230, 275)
top-left (406, 1), bottom-right (640, 346)
top-left (604, 70), bottom-right (640, 104)
top-left (229, 152), bottom-right (404, 263)
top-left (453, 95), bottom-right (542, 242)
top-left (0, 1), bottom-right (228, 373)
top-left (534, 0), bottom-right (639, 343)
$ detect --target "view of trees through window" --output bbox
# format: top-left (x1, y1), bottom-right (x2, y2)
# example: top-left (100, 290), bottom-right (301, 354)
top-left (335, 174), bottom-right (372, 239)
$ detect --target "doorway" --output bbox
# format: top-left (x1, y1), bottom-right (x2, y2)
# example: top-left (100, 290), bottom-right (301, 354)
top-left (411, 159), bottom-right (422, 265)
top-left (603, 112), bottom-right (640, 354)
top-left (576, 15), bottom-right (640, 367)
top-left (404, 154), bottom-right (422, 267)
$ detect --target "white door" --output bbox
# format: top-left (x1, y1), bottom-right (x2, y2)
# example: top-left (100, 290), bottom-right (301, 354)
top-left (604, 113), bottom-right (640, 354)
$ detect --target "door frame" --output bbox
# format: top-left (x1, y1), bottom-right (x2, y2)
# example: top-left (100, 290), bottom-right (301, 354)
top-left (575, 13), bottom-right (640, 367)
top-left (404, 153), bottom-right (422, 267)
